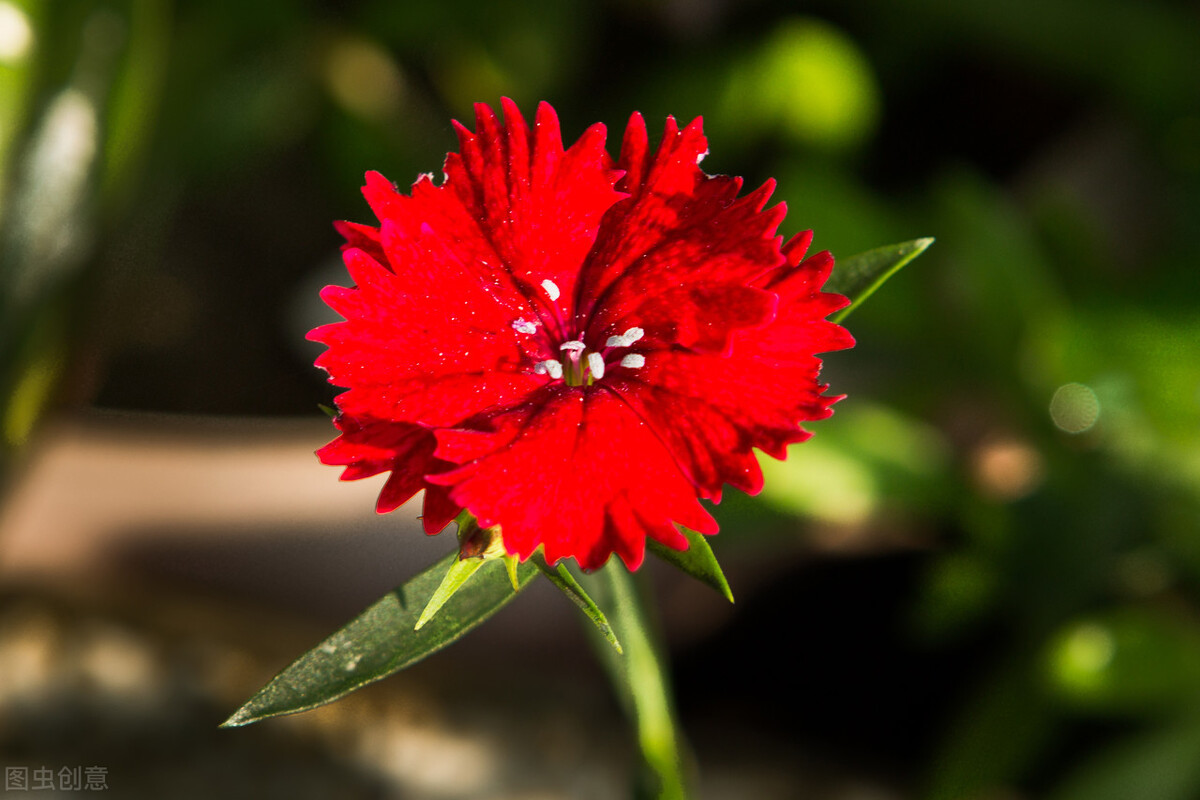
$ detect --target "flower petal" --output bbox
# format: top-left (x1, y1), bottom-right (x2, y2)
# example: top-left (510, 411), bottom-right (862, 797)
top-left (332, 220), bottom-right (386, 265)
top-left (443, 99), bottom-right (626, 320)
top-left (315, 416), bottom-right (460, 529)
top-left (608, 237), bottom-right (854, 501)
top-left (310, 247), bottom-right (543, 427)
top-left (430, 385), bottom-right (716, 571)
top-left (576, 114), bottom-right (786, 353)
top-left (313, 99), bottom-right (629, 433)
top-left (310, 101), bottom-right (855, 569)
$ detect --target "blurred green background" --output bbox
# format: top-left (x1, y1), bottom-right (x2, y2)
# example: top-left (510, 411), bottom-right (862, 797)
top-left (1, 0), bottom-right (1199, 797)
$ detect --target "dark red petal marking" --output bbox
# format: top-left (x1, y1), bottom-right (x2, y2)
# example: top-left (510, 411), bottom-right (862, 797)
top-left (333, 220), bottom-right (386, 266)
top-left (430, 385), bottom-right (716, 571)
top-left (419, 483), bottom-right (461, 535)
top-left (316, 418), bottom-right (435, 510)
top-left (576, 114), bottom-right (786, 353)
top-left (609, 243), bottom-right (854, 501)
top-left (317, 417), bottom-right (462, 530)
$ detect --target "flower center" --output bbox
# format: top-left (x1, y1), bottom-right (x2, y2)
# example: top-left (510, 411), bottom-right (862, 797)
top-left (559, 340), bottom-right (602, 387)
top-left (516, 279), bottom-right (645, 386)
top-left (528, 326), bottom-right (645, 386)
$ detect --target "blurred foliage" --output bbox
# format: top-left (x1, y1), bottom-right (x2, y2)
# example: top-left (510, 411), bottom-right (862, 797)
top-left (2, 0), bottom-right (1199, 797)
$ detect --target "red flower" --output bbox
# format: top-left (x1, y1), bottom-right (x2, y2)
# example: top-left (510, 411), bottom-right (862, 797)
top-left (309, 99), bottom-right (854, 571)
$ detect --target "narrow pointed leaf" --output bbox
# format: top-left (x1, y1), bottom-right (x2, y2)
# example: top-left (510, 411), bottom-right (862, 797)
top-left (827, 237), bottom-right (934, 323)
top-left (535, 556), bottom-right (623, 654)
top-left (414, 556), bottom-right (485, 630)
top-left (648, 527), bottom-right (734, 603)
top-left (222, 553), bottom-right (540, 728)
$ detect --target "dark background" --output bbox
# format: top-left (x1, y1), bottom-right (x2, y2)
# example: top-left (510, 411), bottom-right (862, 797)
top-left (2, 1), bottom-right (1199, 798)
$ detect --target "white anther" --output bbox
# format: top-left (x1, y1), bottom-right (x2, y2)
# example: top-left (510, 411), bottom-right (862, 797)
top-left (559, 340), bottom-right (586, 352)
top-left (587, 352), bottom-right (605, 380)
top-left (541, 279), bottom-right (560, 302)
top-left (605, 327), bottom-right (645, 348)
top-left (620, 353), bottom-right (645, 369)
top-left (512, 318), bottom-right (538, 335)
top-left (534, 359), bottom-right (563, 380)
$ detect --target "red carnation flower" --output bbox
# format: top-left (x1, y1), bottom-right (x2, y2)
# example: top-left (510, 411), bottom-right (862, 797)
top-left (309, 99), bottom-right (854, 571)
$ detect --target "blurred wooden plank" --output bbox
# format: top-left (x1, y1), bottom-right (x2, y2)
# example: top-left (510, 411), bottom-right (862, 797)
top-left (0, 410), bottom-right (431, 584)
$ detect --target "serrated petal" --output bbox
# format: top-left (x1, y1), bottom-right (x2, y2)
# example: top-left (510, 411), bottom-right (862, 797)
top-left (430, 385), bottom-right (716, 571)
top-left (576, 115), bottom-right (786, 353)
top-left (608, 244), bottom-right (854, 500)
top-left (310, 100), bottom-right (855, 572)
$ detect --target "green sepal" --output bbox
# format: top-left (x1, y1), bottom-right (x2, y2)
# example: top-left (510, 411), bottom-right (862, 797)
top-left (648, 528), bottom-right (735, 604)
top-left (414, 556), bottom-right (485, 630)
top-left (503, 554), bottom-right (521, 592)
top-left (534, 556), bottom-right (624, 654)
top-left (317, 403), bottom-right (336, 419)
top-left (826, 237), bottom-right (934, 323)
top-left (221, 552), bottom-right (540, 728)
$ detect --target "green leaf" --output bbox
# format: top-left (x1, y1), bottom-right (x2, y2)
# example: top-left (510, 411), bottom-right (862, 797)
top-left (647, 528), bottom-right (735, 603)
top-left (414, 556), bottom-right (485, 630)
top-left (535, 557), bottom-right (623, 654)
top-left (826, 237), bottom-right (934, 323)
top-left (221, 553), bottom-right (540, 728)
top-left (584, 564), bottom-right (693, 799)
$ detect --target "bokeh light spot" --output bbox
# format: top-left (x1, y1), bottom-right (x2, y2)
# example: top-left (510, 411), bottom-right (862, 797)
top-left (758, 441), bottom-right (878, 526)
top-left (1051, 621), bottom-right (1115, 694)
top-left (972, 437), bottom-right (1045, 501)
top-left (0, 1), bottom-right (32, 63)
top-left (1050, 382), bottom-right (1101, 433)
top-left (323, 36), bottom-right (406, 122)
top-left (736, 17), bottom-right (879, 149)
top-left (3, 352), bottom-right (61, 448)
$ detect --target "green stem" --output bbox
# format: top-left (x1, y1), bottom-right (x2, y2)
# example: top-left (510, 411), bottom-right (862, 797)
top-left (592, 562), bottom-right (692, 800)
